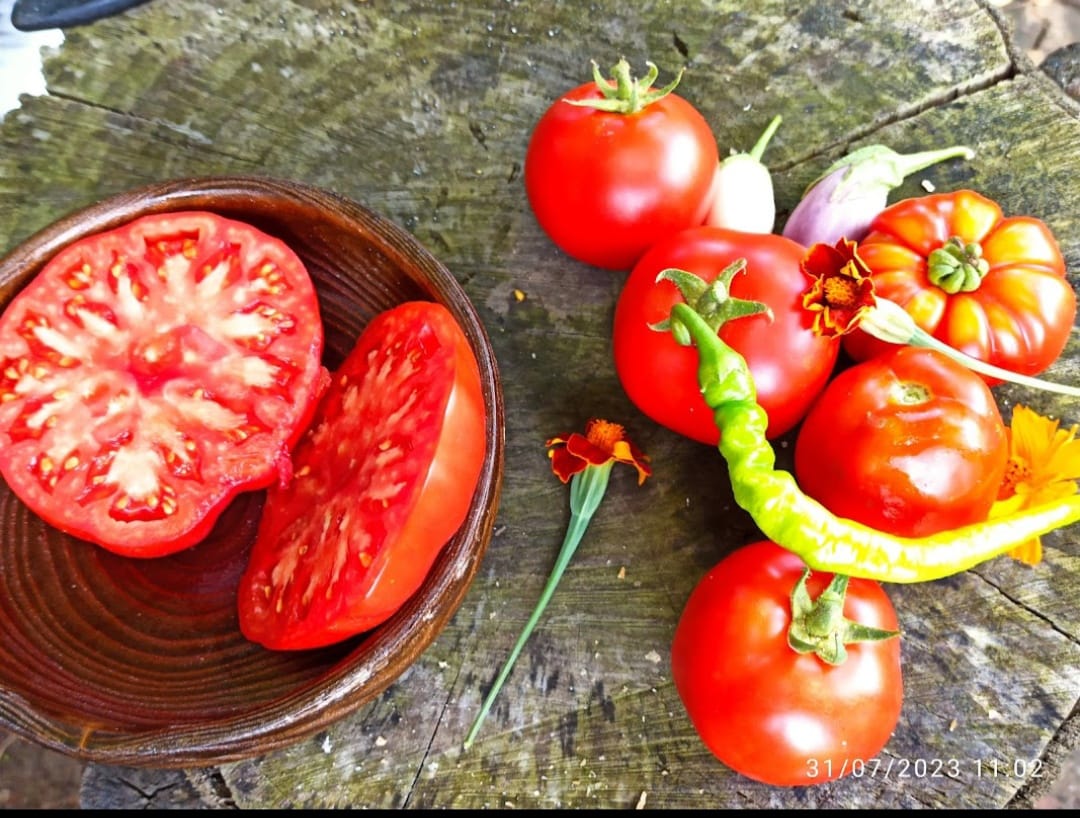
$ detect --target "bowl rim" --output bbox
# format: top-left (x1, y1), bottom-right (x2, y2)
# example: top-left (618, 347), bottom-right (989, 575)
top-left (0, 175), bottom-right (506, 766)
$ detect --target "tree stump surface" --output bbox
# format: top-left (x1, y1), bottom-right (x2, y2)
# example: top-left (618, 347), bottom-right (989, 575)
top-left (1, 0), bottom-right (1078, 808)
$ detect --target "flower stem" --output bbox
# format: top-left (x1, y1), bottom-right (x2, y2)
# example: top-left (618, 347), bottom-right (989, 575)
top-left (861, 298), bottom-right (1080, 397)
top-left (462, 462), bottom-right (614, 750)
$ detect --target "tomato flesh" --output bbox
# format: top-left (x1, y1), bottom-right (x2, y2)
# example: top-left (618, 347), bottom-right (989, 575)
top-left (237, 301), bottom-right (487, 651)
top-left (671, 540), bottom-right (903, 787)
top-left (0, 211), bottom-right (325, 557)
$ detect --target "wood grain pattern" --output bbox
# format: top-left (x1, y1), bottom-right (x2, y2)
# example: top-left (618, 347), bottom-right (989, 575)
top-left (2, 0), bottom-right (1078, 808)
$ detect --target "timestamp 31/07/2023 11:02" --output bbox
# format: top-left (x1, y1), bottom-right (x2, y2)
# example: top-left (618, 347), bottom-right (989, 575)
top-left (804, 756), bottom-right (1048, 782)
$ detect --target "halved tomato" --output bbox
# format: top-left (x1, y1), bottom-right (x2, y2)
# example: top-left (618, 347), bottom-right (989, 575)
top-left (0, 211), bottom-right (326, 557)
top-left (237, 300), bottom-right (487, 651)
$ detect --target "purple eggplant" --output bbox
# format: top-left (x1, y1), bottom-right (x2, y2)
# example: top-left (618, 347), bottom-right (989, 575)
top-left (781, 144), bottom-right (974, 247)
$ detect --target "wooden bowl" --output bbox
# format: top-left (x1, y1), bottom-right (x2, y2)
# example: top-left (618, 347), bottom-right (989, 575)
top-left (0, 176), bottom-right (504, 767)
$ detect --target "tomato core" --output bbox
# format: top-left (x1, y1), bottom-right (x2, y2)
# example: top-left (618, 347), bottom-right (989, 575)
top-left (890, 381), bottom-right (931, 405)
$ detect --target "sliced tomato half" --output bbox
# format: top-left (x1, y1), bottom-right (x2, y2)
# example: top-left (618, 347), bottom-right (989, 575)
top-left (237, 300), bottom-right (487, 651)
top-left (0, 211), bottom-right (326, 557)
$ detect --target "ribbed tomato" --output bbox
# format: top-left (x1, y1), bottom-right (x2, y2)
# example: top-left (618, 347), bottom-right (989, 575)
top-left (844, 190), bottom-right (1075, 382)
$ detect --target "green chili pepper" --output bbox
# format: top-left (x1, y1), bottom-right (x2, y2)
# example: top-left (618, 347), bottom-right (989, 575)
top-left (668, 300), bottom-right (1080, 583)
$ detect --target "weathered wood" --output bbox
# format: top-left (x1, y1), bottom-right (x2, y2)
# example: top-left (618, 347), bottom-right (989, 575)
top-left (1, 0), bottom-right (1078, 808)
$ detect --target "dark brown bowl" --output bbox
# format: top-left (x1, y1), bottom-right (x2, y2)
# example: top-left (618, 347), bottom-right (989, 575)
top-left (0, 176), bottom-right (504, 767)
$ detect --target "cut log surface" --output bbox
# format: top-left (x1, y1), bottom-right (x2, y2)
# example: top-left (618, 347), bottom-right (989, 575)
top-left (2, 0), bottom-right (1078, 809)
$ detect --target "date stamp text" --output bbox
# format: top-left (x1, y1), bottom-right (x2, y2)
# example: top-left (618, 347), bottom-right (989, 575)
top-left (806, 756), bottom-right (1045, 780)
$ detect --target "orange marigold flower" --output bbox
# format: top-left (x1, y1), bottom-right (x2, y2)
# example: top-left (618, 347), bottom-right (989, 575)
top-left (800, 238), bottom-right (877, 337)
top-left (546, 417), bottom-right (651, 485)
top-left (464, 419), bottom-right (650, 750)
top-left (989, 405), bottom-right (1080, 565)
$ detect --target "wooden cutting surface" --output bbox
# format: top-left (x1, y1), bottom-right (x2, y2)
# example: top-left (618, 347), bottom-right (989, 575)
top-left (1, 0), bottom-right (1078, 808)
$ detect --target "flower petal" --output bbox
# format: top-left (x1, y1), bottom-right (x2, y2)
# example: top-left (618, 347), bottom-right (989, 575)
top-left (1007, 537), bottom-right (1042, 566)
top-left (549, 446), bottom-right (588, 484)
top-left (565, 433), bottom-right (617, 466)
top-left (801, 242), bottom-right (848, 281)
top-left (610, 439), bottom-right (653, 485)
top-left (546, 418), bottom-right (651, 486)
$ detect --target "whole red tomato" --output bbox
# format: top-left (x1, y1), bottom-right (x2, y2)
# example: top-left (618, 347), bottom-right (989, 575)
top-left (794, 345), bottom-right (1008, 537)
top-left (613, 226), bottom-right (838, 444)
top-left (671, 540), bottom-right (903, 787)
top-left (524, 60), bottom-right (718, 271)
top-left (844, 189), bottom-right (1075, 381)
top-left (0, 211), bottom-right (326, 557)
top-left (238, 301), bottom-right (487, 650)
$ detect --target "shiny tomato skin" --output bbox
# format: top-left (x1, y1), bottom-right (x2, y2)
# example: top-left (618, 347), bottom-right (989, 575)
top-left (613, 226), bottom-right (838, 444)
top-left (238, 301), bottom-right (487, 651)
top-left (0, 211), bottom-right (325, 557)
top-left (671, 540), bottom-right (903, 787)
top-left (794, 346), bottom-right (1008, 537)
top-left (843, 190), bottom-right (1075, 382)
top-left (524, 79), bottom-right (719, 271)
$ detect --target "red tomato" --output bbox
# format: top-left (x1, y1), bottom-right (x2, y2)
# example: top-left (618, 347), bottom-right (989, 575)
top-left (844, 190), bottom-right (1075, 382)
top-left (524, 67), bottom-right (719, 270)
top-left (671, 540), bottom-right (903, 787)
top-left (0, 211), bottom-right (325, 557)
top-left (794, 346), bottom-right (1008, 536)
top-left (613, 226), bottom-right (838, 444)
top-left (238, 301), bottom-right (487, 651)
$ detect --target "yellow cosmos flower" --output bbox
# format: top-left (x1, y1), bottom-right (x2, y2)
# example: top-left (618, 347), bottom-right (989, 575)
top-left (990, 405), bottom-right (1080, 565)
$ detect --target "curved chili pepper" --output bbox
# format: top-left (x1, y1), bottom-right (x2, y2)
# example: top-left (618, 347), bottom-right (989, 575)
top-left (669, 301), bottom-right (1080, 583)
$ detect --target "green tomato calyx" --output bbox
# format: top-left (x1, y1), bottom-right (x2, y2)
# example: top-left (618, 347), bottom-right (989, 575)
top-left (564, 58), bottom-right (684, 114)
top-left (787, 569), bottom-right (899, 666)
top-left (928, 237), bottom-right (990, 294)
top-left (650, 260), bottom-right (772, 345)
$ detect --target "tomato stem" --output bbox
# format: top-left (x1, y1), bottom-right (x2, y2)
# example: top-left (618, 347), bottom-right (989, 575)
top-left (787, 570), bottom-right (899, 666)
top-left (927, 237), bottom-right (989, 294)
top-left (463, 461), bottom-right (614, 750)
top-left (649, 261), bottom-right (772, 344)
top-left (563, 58), bottom-right (684, 115)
